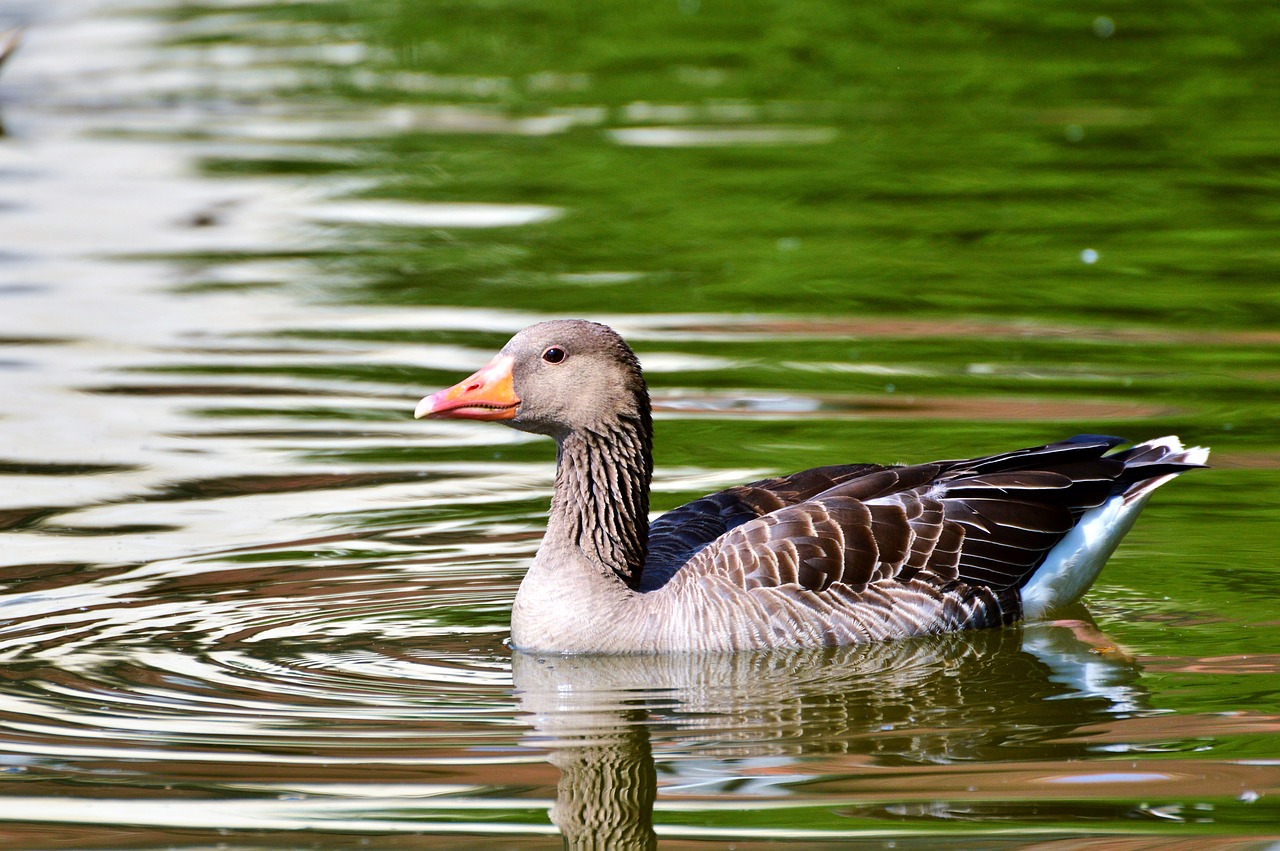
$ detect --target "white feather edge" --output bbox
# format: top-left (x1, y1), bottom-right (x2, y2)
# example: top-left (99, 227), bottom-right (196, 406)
top-left (1020, 435), bottom-right (1208, 621)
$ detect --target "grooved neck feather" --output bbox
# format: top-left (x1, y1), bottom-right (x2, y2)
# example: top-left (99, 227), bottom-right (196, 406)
top-left (548, 415), bottom-right (652, 589)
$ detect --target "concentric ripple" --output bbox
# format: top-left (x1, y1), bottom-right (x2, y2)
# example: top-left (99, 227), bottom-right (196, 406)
top-left (0, 549), bottom-right (526, 780)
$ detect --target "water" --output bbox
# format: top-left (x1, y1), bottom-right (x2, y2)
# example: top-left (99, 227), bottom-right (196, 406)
top-left (0, 0), bottom-right (1278, 846)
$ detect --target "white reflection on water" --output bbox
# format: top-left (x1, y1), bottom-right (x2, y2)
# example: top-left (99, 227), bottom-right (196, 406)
top-left (308, 200), bottom-right (563, 229)
top-left (609, 125), bottom-right (838, 147)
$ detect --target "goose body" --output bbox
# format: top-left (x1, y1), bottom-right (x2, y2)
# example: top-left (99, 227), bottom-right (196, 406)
top-left (416, 320), bottom-right (1207, 654)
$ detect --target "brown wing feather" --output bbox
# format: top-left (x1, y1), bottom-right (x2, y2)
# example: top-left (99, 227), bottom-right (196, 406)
top-left (651, 435), bottom-right (1203, 647)
top-left (659, 435), bottom-right (1163, 601)
top-left (641, 463), bottom-right (887, 589)
top-left (674, 494), bottom-right (912, 593)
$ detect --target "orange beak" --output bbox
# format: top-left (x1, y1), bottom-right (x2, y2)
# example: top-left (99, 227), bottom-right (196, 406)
top-left (415, 355), bottom-right (519, 421)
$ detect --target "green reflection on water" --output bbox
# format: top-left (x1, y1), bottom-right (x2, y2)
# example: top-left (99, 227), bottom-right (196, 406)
top-left (177, 0), bottom-right (1280, 328)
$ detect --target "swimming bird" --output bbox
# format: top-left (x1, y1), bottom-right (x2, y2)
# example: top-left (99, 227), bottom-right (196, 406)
top-left (415, 320), bottom-right (1207, 654)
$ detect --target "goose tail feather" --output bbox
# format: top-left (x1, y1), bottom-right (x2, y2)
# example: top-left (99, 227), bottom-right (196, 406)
top-left (1020, 436), bottom-right (1207, 620)
top-left (1109, 435), bottom-right (1210, 504)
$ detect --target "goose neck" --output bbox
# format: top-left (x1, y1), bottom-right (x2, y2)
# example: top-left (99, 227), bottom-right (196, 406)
top-left (548, 416), bottom-right (652, 589)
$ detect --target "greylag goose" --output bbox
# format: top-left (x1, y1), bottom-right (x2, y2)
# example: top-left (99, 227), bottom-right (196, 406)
top-left (415, 320), bottom-right (1208, 654)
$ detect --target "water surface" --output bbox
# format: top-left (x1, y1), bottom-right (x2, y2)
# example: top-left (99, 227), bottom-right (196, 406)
top-left (0, 0), bottom-right (1277, 847)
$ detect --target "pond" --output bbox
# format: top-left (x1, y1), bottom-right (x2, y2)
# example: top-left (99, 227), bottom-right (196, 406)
top-left (0, 0), bottom-right (1278, 846)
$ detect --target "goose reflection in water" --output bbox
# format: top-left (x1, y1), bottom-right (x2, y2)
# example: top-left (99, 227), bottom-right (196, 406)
top-left (512, 618), bottom-right (1146, 849)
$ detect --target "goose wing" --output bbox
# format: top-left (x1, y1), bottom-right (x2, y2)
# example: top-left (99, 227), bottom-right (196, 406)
top-left (660, 436), bottom-right (1150, 598)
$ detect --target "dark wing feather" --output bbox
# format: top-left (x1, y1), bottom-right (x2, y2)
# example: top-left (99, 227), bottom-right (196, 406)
top-left (948, 435), bottom-right (1127, 476)
top-left (652, 435), bottom-right (1193, 602)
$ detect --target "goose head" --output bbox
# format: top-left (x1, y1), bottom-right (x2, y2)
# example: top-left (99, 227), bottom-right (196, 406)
top-left (415, 320), bottom-right (650, 440)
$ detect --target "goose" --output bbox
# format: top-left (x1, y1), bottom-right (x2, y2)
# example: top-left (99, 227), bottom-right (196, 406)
top-left (415, 320), bottom-right (1207, 654)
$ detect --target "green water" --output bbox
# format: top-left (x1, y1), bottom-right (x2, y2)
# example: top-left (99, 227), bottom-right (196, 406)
top-left (195, 0), bottom-right (1280, 323)
top-left (0, 0), bottom-right (1277, 846)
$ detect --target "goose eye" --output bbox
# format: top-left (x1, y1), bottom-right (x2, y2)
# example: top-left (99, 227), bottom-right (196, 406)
top-left (542, 346), bottom-right (567, 364)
